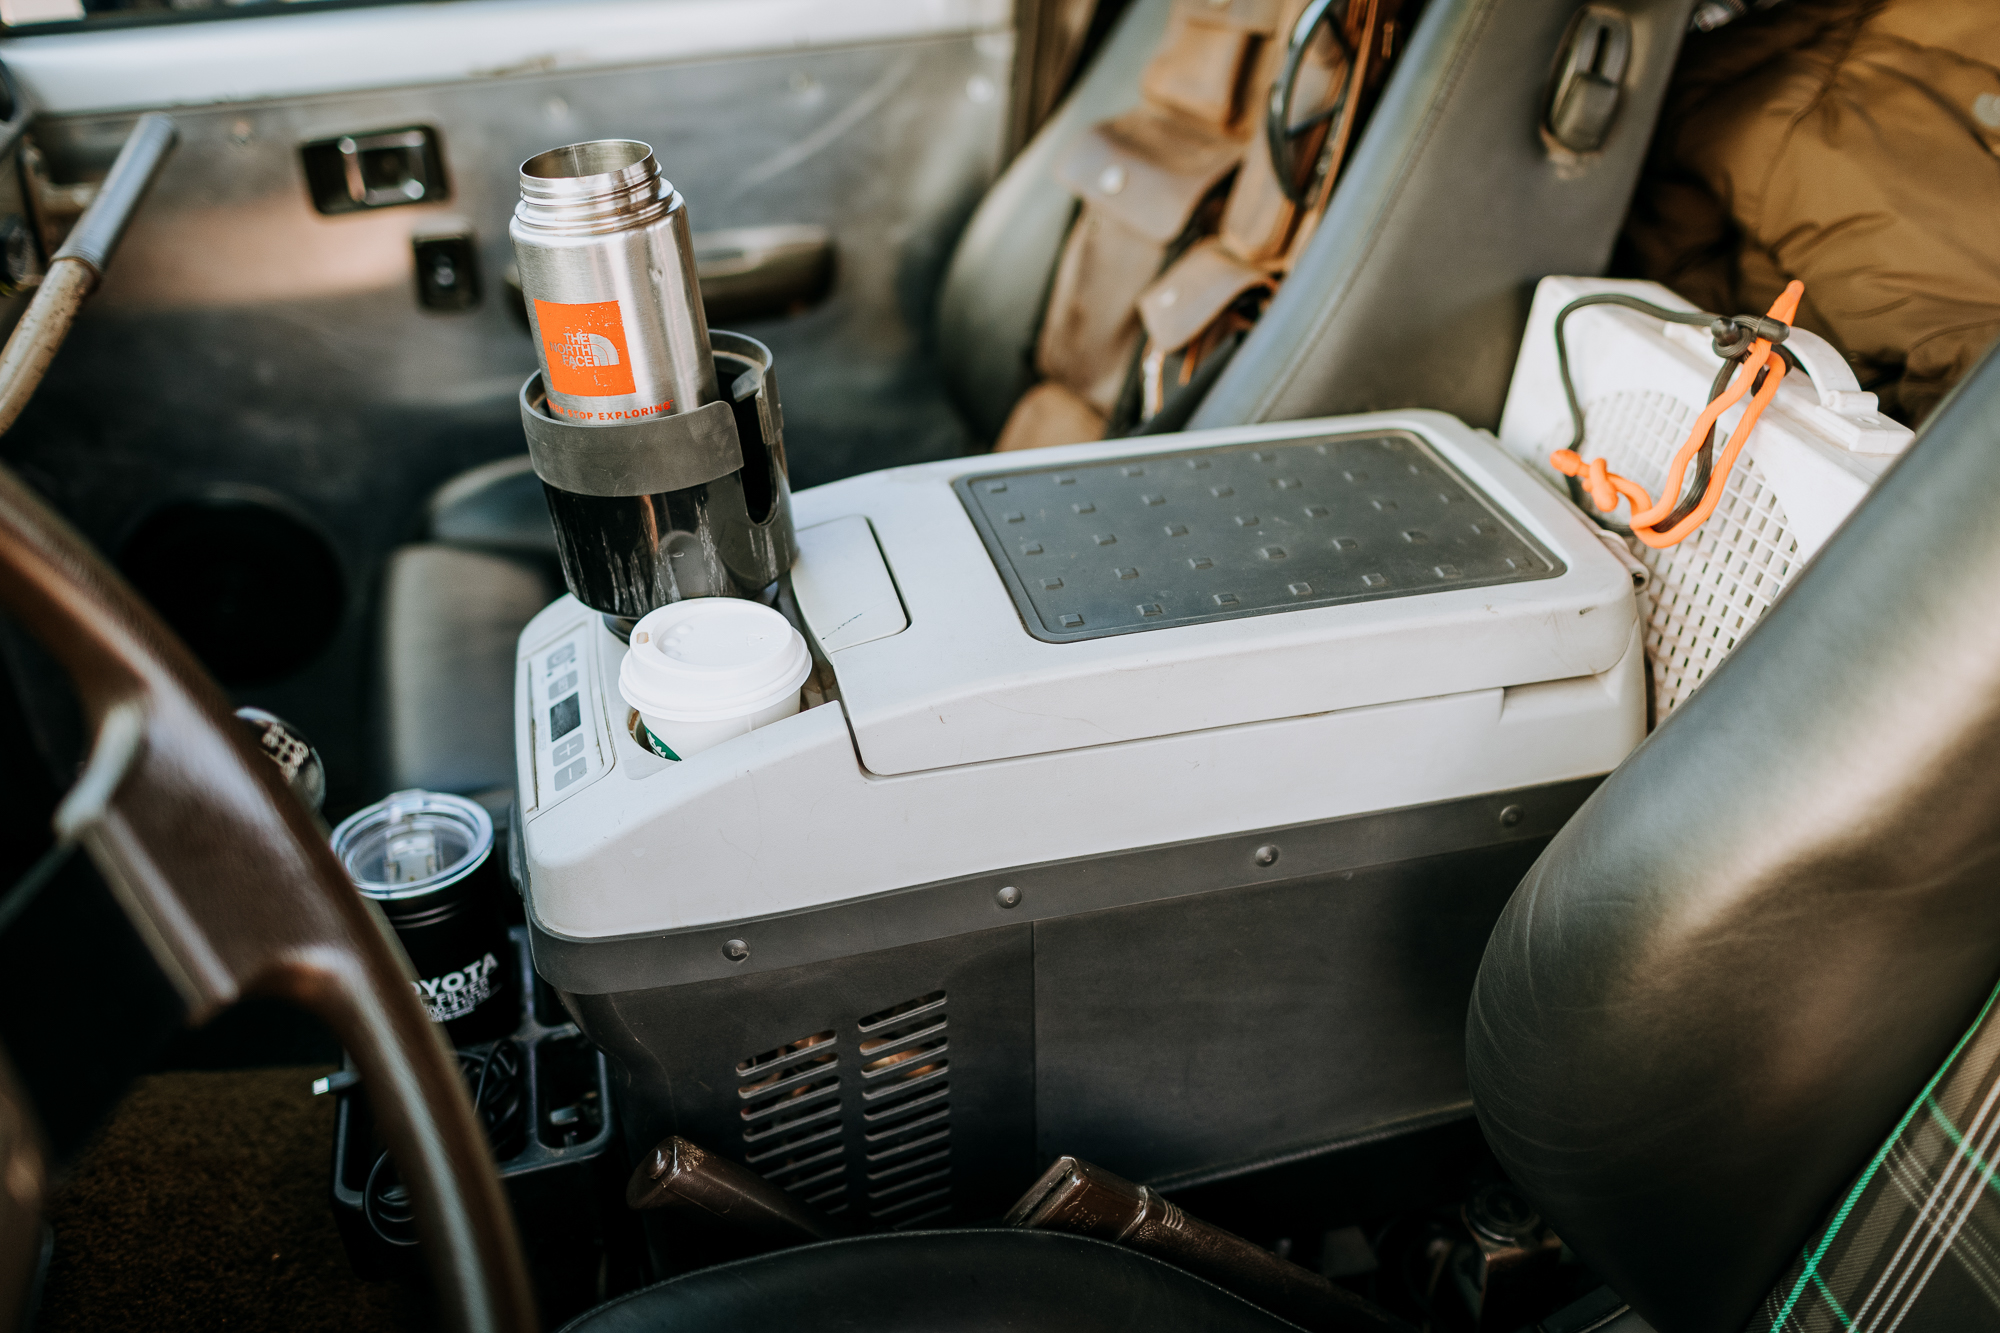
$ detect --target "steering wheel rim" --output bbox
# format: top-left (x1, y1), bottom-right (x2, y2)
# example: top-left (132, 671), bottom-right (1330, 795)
top-left (0, 458), bottom-right (537, 1333)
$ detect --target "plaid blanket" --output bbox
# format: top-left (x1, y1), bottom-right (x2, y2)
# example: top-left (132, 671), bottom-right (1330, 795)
top-left (1751, 982), bottom-right (2000, 1331)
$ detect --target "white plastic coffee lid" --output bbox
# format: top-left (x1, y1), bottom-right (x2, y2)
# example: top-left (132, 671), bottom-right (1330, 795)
top-left (618, 597), bottom-right (811, 723)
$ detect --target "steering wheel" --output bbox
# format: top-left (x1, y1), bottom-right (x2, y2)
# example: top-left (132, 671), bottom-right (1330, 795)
top-left (0, 133), bottom-right (536, 1333)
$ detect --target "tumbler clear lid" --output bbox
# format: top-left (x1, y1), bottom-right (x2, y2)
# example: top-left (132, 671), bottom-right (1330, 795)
top-left (329, 789), bottom-right (494, 900)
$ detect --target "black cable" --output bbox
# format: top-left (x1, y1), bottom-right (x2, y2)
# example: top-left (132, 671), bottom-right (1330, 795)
top-left (363, 1038), bottom-right (528, 1247)
top-left (1553, 293), bottom-right (1799, 537)
top-left (362, 1147), bottom-right (417, 1246)
top-left (467, 1039), bottom-right (530, 1162)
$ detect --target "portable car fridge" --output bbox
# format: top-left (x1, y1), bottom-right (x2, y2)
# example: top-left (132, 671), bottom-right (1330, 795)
top-left (511, 411), bottom-right (1646, 1240)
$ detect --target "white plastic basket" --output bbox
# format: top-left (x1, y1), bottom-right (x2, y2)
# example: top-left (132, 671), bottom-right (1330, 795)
top-left (1498, 277), bottom-right (1912, 716)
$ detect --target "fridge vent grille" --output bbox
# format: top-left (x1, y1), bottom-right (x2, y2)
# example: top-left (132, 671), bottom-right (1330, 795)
top-left (733, 992), bottom-right (954, 1225)
top-left (858, 990), bottom-right (952, 1228)
top-left (738, 1028), bottom-right (848, 1210)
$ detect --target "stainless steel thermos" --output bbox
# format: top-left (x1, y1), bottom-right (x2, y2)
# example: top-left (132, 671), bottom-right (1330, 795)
top-left (512, 140), bottom-right (796, 620)
top-left (514, 139), bottom-right (716, 424)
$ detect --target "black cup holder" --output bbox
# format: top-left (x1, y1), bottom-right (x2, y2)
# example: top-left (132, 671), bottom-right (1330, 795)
top-left (330, 927), bottom-right (625, 1312)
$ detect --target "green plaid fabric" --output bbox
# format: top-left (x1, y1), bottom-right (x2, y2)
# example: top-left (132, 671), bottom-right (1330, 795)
top-left (1750, 982), bottom-right (2000, 1332)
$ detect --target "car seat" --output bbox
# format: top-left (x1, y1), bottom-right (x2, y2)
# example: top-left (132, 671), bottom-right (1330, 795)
top-left (1468, 346), bottom-right (2000, 1330)
top-left (378, 456), bottom-right (562, 804)
top-left (379, 0), bottom-right (1698, 797)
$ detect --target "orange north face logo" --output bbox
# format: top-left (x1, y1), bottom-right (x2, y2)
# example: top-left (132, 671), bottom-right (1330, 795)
top-left (535, 299), bottom-right (637, 397)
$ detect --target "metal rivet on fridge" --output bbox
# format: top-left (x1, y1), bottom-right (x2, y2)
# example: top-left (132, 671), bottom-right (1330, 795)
top-left (723, 939), bottom-right (750, 961)
top-left (1254, 845), bottom-right (1280, 867)
top-left (996, 886), bottom-right (1022, 909)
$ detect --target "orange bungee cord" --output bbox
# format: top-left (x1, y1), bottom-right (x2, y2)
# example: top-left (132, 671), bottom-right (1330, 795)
top-left (1551, 280), bottom-right (1803, 550)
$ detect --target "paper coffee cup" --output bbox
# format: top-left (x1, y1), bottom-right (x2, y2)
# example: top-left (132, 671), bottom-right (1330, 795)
top-left (617, 597), bottom-right (811, 760)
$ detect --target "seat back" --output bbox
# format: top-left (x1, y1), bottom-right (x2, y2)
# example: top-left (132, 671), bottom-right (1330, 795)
top-left (1195, 0), bottom-right (1695, 430)
top-left (938, 0), bottom-right (1173, 440)
top-left (1466, 346), bottom-right (2000, 1331)
top-left (941, 0), bottom-right (1698, 442)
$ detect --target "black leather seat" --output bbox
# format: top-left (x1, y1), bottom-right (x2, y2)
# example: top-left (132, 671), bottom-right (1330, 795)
top-left (1469, 345), bottom-right (2000, 1331)
top-left (559, 1230), bottom-right (1299, 1333)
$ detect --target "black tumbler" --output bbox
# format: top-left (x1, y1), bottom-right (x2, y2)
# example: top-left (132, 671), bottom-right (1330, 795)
top-left (330, 790), bottom-right (518, 1047)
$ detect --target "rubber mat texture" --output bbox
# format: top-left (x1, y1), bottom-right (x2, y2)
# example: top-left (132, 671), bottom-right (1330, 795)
top-left (35, 1066), bottom-right (428, 1333)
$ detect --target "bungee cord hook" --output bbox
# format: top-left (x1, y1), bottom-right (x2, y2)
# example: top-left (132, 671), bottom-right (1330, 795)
top-left (1549, 280), bottom-right (1805, 550)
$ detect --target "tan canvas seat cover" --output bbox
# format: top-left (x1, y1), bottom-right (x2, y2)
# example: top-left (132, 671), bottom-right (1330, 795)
top-left (997, 0), bottom-right (1401, 452)
top-left (1625, 0), bottom-right (2000, 423)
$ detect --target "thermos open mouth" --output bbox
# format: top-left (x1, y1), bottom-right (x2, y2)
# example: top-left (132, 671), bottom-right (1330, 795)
top-left (329, 789), bottom-right (495, 902)
top-left (517, 139), bottom-right (671, 232)
top-left (521, 138), bottom-right (651, 182)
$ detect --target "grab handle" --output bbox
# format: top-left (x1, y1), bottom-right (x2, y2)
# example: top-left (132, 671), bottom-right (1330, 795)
top-left (0, 112), bottom-right (177, 436)
top-left (52, 111), bottom-right (177, 276)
